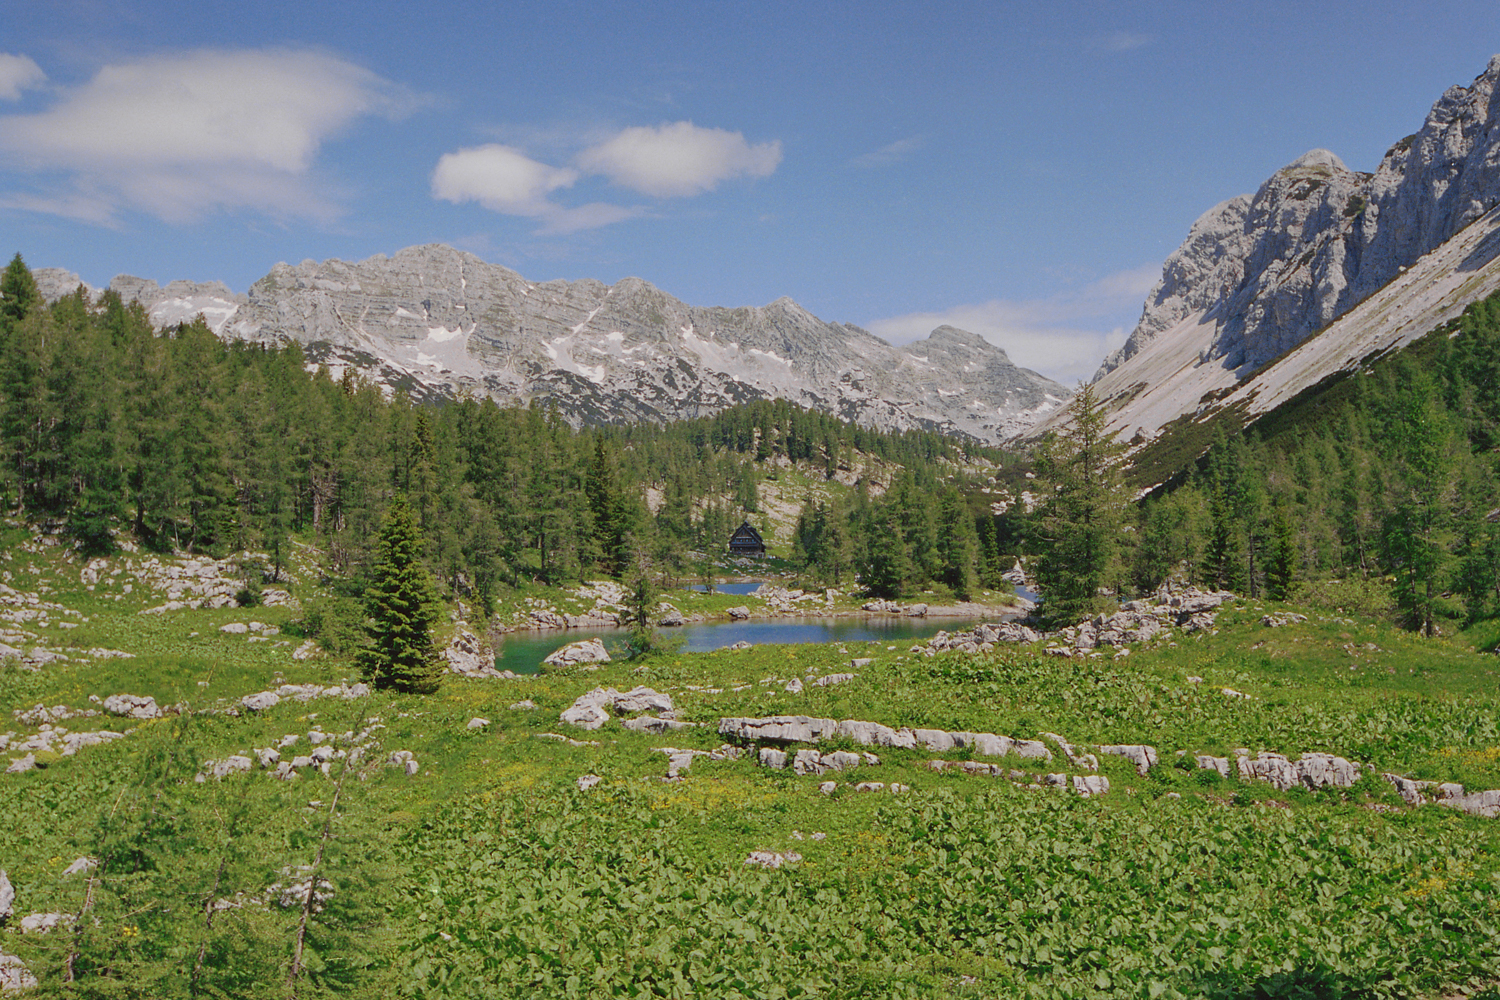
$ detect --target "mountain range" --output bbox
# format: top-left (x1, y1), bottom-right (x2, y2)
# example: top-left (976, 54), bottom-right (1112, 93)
top-left (34, 248), bottom-right (1068, 446)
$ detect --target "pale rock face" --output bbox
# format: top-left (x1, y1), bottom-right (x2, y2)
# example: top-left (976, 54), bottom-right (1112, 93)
top-left (1061, 56), bottom-right (1500, 446)
top-left (42, 246), bottom-right (1068, 445)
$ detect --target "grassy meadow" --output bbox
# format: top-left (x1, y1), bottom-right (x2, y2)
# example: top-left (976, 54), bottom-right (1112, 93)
top-left (0, 533), bottom-right (1498, 999)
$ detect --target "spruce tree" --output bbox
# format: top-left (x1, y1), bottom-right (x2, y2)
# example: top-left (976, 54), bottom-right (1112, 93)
top-left (1032, 382), bottom-right (1127, 628)
top-left (0, 252), bottom-right (39, 330)
top-left (358, 498), bottom-right (444, 694)
top-left (1264, 502), bottom-right (1298, 600)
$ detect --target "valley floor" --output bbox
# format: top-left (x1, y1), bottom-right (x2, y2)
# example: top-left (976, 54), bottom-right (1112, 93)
top-left (1, 531), bottom-right (1498, 998)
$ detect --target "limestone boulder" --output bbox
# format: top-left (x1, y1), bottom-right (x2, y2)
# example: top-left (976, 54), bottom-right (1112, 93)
top-left (103, 693), bottom-right (160, 720)
top-left (542, 639), bottom-right (610, 668)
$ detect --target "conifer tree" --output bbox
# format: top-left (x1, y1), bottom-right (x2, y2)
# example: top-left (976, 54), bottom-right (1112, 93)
top-left (1264, 502), bottom-right (1298, 601)
top-left (1032, 382), bottom-right (1127, 627)
top-left (1381, 370), bottom-right (1456, 636)
top-left (936, 486), bottom-right (979, 598)
top-left (0, 252), bottom-right (39, 330)
top-left (358, 498), bottom-right (443, 694)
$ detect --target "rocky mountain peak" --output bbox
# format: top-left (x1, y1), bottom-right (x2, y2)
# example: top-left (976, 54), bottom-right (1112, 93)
top-left (1052, 54), bottom-right (1500, 450)
top-left (38, 245), bottom-right (1069, 444)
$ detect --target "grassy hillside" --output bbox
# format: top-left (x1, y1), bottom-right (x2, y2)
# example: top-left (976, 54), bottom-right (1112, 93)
top-left (1, 531), bottom-right (1498, 998)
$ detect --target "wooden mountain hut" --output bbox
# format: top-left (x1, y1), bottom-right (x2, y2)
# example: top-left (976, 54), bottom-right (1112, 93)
top-left (727, 521), bottom-right (766, 556)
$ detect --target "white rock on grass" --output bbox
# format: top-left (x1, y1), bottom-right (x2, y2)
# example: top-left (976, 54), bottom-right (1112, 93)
top-left (812, 673), bottom-right (855, 687)
top-left (444, 629), bottom-right (498, 677)
top-left (560, 686), bottom-right (674, 730)
top-left (577, 774), bottom-right (601, 790)
top-left (18, 912), bottom-right (72, 934)
top-left (1073, 775), bottom-right (1111, 796)
top-left (466, 717), bottom-right (490, 730)
top-left (508, 699), bottom-right (537, 711)
top-left (102, 694), bottom-right (160, 719)
top-left (560, 703), bottom-right (610, 730)
top-left (744, 850), bottom-right (800, 869)
top-left (0, 870), bottom-right (12, 921)
top-left (241, 692), bottom-right (280, 712)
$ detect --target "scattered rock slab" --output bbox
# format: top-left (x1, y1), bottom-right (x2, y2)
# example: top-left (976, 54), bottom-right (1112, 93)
top-left (812, 672), bottom-right (855, 687)
top-left (561, 686), bottom-right (674, 730)
top-left (103, 693), bottom-right (160, 720)
top-left (744, 850), bottom-right (801, 869)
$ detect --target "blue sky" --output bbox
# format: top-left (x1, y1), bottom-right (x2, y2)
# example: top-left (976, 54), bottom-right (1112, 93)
top-left (1, 1), bottom-right (1496, 383)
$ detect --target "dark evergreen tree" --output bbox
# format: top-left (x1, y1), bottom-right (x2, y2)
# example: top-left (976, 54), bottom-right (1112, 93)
top-left (936, 486), bottom-right (979, 598)
top-left (1380, 369), bottom-right (1456, 636)
top-left (358, 498), bottom-right (443, 694)
top-left (1032, 383), bottom-right (1127, 627)
top-left (1264, 502), bottom-right (1298, 601)
top-left (0, 252), bottom-right (40, 330)
top-left (859, 510), bottom-right (911, 598)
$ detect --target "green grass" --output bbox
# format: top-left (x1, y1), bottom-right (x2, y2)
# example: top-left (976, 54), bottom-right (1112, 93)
top-left (1, 535), bottom-right (1499, 998)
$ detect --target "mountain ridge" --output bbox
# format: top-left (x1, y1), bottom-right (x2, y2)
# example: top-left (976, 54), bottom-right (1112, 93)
top-left (34, 244), bottom-right (1067, 445)
top-left (1029, 54), bottom-right (1500, 452)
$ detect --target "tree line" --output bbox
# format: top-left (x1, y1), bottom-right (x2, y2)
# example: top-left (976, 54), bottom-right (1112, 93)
top-left (0, 253), bottom-right (1010, 611)
top-left (1026, 292), bottom-right (1500, 634)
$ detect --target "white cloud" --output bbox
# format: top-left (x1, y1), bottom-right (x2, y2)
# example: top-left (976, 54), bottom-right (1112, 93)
top-left (431, 143), bottom-right (645, 234)
top-left (0, 48), bottom-right (415, 222)
top-left (576, 121), bottom-right (781, 197)
top-left (433, 120), bottom-right (779, 232)
top-left (432, 144), bottom-right (579, 215)
top-left (866, 265), bottom-right (1160, 385)
top-left (0, 54), bottom-right (45, 101)
top-left (851, 136), bottom-right (923, 168)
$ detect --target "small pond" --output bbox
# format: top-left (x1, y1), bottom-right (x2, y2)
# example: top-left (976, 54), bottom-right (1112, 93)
top-left (494, 613), bottom-right (1009, 675)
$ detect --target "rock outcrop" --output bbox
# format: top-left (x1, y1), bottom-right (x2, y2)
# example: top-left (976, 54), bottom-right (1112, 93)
top-left (560, 686), bottom-right (674, 730)
top-left (911, 586), bottom-right (1233, 658)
